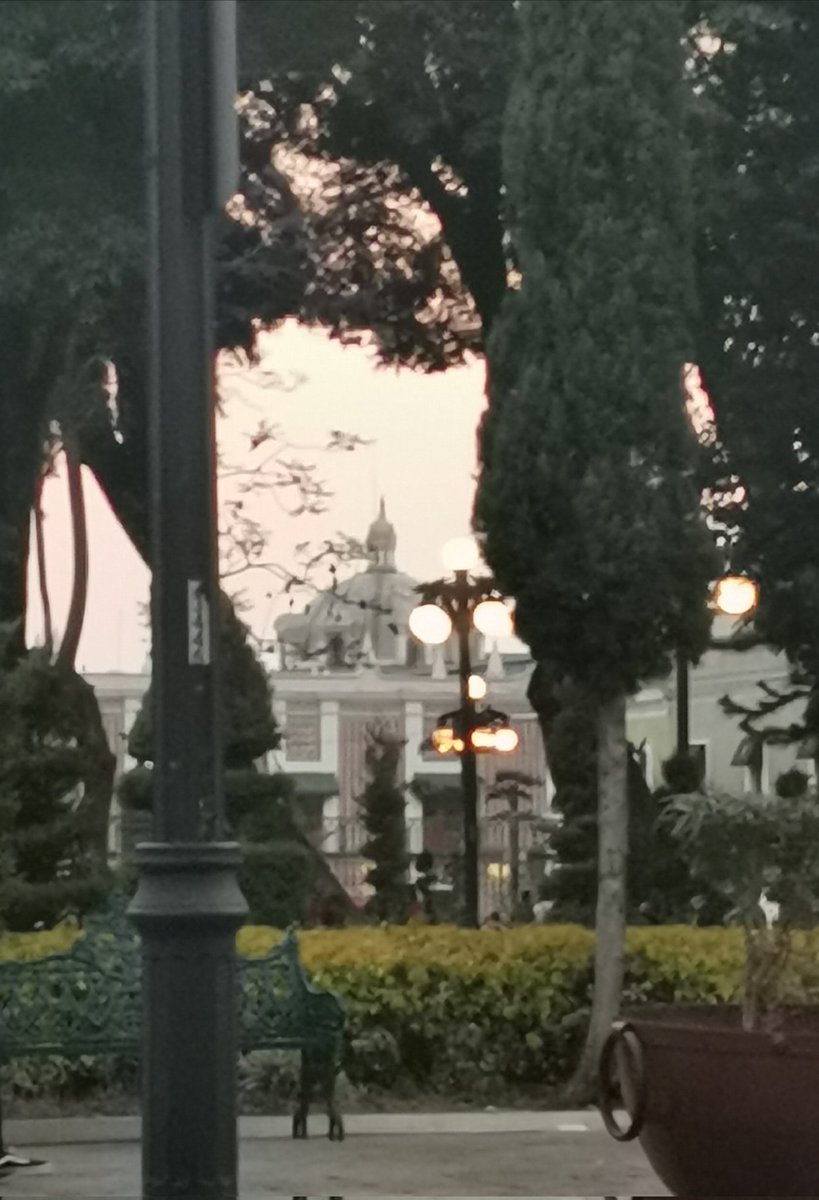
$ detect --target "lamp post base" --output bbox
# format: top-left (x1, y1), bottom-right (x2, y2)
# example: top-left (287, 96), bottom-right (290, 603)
top-left (129, 842), bottom-right (248, 1200)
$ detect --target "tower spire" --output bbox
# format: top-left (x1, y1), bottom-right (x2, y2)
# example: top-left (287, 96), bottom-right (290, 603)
top-left (366, 498), bottom-right (397, 570)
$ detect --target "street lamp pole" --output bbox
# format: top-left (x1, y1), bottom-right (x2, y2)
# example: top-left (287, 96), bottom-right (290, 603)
top-left (129, 5), bottom-right (247, 1199)
top-left (453, 571), bottom-right (480, 929)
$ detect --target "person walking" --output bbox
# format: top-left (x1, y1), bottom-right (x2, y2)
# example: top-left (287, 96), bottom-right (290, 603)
top-left (512, 889), bottom-right (534, 923)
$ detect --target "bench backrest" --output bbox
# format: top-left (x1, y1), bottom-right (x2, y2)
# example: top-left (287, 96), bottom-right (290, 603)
top-left (0, 910), bottom-right (344, 1062)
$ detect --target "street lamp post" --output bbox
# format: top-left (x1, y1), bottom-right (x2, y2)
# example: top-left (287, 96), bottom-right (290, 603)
top-left (409, 539), bottom-right (516, 928)
top-left (453, 566), bottom-right (480, 930)
top-left (128, 5), bottom-right (246, 1199)
top-left (676, 573), bottom-right (760, 761)
top-left (675, 648), bottom-right (690, 758)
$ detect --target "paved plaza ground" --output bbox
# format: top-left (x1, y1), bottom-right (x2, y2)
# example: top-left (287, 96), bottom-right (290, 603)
top-left (1, 1112), bottom-right (667, 1198)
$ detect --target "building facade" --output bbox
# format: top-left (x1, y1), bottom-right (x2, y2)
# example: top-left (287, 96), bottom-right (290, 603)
top-left (92, 507), bottom-right (811, 915)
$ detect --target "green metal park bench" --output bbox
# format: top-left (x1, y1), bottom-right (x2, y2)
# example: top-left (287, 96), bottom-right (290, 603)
top-left (0, 906), bottom-right (345, 1145)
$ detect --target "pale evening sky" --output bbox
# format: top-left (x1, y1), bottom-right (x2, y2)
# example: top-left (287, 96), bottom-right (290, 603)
top-left (26, 321), bottom-right (489, 672)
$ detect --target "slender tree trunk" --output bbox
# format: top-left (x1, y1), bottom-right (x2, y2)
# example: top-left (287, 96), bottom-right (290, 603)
top-left (56, 435), bottom-right (88, 670)
top-left (565, 691), bottom-right (629, 1104)
top-left (0, 315), bottom-right (69, 665)
top-left (33, 470), bottom-right (54, 658)
top-left (0, 500), bottom-right (32, 666)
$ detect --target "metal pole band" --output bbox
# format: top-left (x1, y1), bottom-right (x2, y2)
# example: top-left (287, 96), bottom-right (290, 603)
top-left (598, 1020), bottom-right (646, 1142)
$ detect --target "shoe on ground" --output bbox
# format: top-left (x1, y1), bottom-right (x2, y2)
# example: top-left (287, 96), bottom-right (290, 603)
top-left (0, 1149), bottom-right (54, 1178)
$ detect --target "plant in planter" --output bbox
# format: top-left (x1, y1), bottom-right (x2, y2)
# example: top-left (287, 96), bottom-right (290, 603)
top-left (599, 787), bottom-right (819, 1197)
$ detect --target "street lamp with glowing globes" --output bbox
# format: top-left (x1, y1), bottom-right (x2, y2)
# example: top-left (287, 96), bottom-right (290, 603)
top-left (409, 537), bottom-right (517, 927)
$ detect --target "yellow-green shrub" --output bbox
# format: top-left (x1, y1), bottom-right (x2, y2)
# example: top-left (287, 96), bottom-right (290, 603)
top-left (0, 923), bottom-right (80, 963)
top-left (4, 923), bottom-right (819, 1099)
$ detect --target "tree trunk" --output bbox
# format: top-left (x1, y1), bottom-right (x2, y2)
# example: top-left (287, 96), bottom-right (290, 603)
top-left (63, 668), bottom-right (117, 866)
top-left (0, 313), bottom-right (67, 665)
top-left (56, 436), bottom-right (89, 670)
top-left (0, 499), bottom-right (32, 666)
top-left (33, 470), bottom-right (54, 657)
top-left (565, 691), bottom-right (628, 1105)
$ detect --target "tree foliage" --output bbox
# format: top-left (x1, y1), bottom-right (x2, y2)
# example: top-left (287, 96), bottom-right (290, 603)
top-left (688, 1), bottom-right (819, 741)
top-left (0, 0), bottom-right (308, 643)
top-left (664, 787), bottom-right (819, 1029)
top-left (127, 600), bottom-right (279, 770)
top-left (0, 651), bottom-right (113, 930)
top-left (358, 723), bottom-right (411, 924)
top-left (239, 0), bottom-right (516, 365)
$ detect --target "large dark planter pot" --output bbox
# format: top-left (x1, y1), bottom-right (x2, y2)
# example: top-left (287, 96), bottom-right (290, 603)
top-left (599, 1005), bottom-right (819, 1197)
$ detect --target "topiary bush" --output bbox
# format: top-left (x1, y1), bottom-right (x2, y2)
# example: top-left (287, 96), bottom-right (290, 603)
top-left (0, 652), bottom-right (114, 931)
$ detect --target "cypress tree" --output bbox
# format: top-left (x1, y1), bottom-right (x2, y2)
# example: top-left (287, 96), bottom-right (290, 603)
top-left (119, 601), bottom-right (353, 925)
top-left (127, 599), bottom-right (278, 769)
top-left (358, 723), bottom-right (411, 924)
top-left (476, 0), bottom-right (716, 1098)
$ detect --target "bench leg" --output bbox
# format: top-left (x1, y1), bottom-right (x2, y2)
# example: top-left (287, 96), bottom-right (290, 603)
top-left (292, 1050), bottom-right (312, 1139)
top-left (324, 1050), bottom-right (344, 1142)
top-left (293, 1050), bottom-right (345, 1142)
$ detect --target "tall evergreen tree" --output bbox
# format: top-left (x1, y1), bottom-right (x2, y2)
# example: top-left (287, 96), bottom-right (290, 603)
top-left (127, 599), bottom-right (279, 771)
top-left (119, 604), bottom-right (354, 925)
top-left (476, 0), bottom-right (716, 1099)
top-left (358, 724), bottom-right (411, 924)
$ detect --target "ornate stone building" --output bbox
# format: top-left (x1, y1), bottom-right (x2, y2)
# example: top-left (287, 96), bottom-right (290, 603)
top-left (91, 504), bottom-right (812, 915)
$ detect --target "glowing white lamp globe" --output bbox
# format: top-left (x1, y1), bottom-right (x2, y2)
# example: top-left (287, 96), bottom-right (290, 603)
top-left (441, 536), bottom-right (482, 573)
top-left (408, 603), bottom-right (452, 645)
top-left (713, 575), bottom-right (759, 618)
top-left (467, 674), bottom-right (487, 701)
top-left (472, 599), bottom-right (514, 639)
top-left (470, 727), bottom-right (496, 751)
top-left (430, 727), bottom-right (455, 755)
top-left (494, 726), bottom-right (519, 754)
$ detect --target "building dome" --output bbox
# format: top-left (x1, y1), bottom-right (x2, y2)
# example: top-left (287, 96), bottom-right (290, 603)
top-left (275, 502), bottom-right (419, 667)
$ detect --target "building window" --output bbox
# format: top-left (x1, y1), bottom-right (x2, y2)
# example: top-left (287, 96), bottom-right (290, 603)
top-left (284, 701), bottom-right (321, 762)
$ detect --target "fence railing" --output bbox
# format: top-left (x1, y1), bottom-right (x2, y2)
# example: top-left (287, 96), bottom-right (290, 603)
top-left (315, 815), bottom-right (544, 857)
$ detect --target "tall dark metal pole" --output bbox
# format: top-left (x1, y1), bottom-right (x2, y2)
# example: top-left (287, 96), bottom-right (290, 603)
top-left (675, 645), bottom-right (690, 757)
top-left (454, 572), bottom-right (480, 928)
top-left (130, 4), bottom-right (247, 1199)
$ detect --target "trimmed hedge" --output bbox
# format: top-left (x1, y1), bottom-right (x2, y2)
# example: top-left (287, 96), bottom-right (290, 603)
top-left (4, 924), bottom-right (819, 1101)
